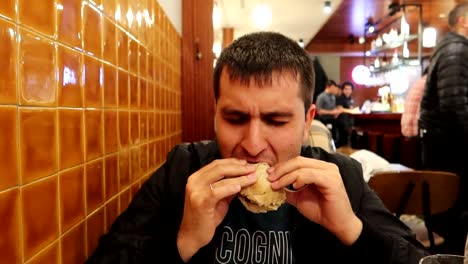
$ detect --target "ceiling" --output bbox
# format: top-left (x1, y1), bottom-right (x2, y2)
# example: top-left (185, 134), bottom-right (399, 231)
top-left (215, 0), bottom-right (463, 55)
top-left (215, 0), bottom-right (343, 45)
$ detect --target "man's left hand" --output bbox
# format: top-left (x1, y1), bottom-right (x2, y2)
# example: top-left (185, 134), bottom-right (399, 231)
top-left (268, 156), bottom-right (362, 245)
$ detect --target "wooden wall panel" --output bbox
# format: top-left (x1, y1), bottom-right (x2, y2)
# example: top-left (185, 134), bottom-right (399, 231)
top-left (182, 0), bottom-right (215, 142)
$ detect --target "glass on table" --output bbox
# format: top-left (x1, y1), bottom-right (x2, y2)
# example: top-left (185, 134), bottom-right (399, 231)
top-left (419, 254), bottom-right (466, 264)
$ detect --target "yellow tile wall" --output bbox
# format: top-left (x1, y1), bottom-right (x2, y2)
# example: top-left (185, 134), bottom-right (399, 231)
top-left (0, 0), bottom-right (182, 263)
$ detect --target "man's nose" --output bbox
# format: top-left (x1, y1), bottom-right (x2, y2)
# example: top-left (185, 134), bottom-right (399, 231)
top-left (240, 120), bottom-right (267, 157)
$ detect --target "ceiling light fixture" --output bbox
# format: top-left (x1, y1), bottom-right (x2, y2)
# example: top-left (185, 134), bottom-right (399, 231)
top-left (324, 1), bottom-right (331, 14)
top-left (298, 39), bottom-right (304, 48)
top-left (252, 4), bottom-right (272, 29)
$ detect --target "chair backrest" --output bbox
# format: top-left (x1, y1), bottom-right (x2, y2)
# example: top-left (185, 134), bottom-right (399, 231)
top-left (309, 120), bottom-right (336, 153)
top-left (368, 170), bottom-right (459, 216)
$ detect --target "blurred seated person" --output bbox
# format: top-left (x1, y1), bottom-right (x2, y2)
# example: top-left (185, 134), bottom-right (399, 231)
top-left (316, 80), bottom-right (352, 147)
top-left (336, 81), bottom-right (355, 109)
top-left (401, 67), bottom-right (428, 137)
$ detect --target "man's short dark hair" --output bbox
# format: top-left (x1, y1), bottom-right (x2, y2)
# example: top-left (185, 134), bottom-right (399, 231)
top-left (326, 80), bottom-right (337, 87)
top-left (448, 3), bottom-right (468, 27)
top-left (213, 32), bottom-right (315, 113)
top-left (341, 81), bottom-right (354, 90)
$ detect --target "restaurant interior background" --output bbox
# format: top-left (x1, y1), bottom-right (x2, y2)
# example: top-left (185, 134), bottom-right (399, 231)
top-left (0, 0), bottom-right (464, 263)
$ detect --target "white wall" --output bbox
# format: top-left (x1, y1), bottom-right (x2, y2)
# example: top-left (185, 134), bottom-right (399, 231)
top-left (316, 55), bottom-right (341, 83)
top-left (158, 0), bottom-right (182, 35)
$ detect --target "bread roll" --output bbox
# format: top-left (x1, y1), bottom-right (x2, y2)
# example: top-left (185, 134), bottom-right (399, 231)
top-left (238, 162), bottom-right (286, 213)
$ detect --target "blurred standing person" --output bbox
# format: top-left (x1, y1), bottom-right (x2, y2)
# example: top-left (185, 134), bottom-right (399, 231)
top-left (418, 3), bottom-right (468, 255)
top-left (401, 68), bottom-right (428, 137)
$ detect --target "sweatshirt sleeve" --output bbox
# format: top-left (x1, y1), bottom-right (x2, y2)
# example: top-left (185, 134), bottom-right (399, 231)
top-left (85, 146), bottom-right (189, 264)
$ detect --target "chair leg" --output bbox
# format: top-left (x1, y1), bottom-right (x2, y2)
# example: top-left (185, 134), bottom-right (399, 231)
top-left (422, 181), bottom-right (436, 252)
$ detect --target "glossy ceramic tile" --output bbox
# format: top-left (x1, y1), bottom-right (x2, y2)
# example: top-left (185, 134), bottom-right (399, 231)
top-left (103, 64), bottom-right (117, 108)
top-left (116, 28), bottom-right (128, 70)
top-left (105, 154), bottom-right (118, 200)
top-left (118, 150), bottom-right (130, 189)
top-left (10, 1), bottom-right (182, 262)
top-left (103, 17), bottom-right (116, 65)
top-left (0, 19), bottom-right (17, 104)
top-left (130, 182), bottom-right (140, 198)
top-left (140, 144), bottom-right (148, 175)
top-left (0, 0), bottom-right (16, 20)
top-left (61, 221), bottom-right (86, 264)
top-left (140, 80), bottom-right (147, 110)
top-left (104, 110), bottom-right (118, 154)
top-left (18, 0), bottom-right (55, 36)
top-left (0, 106), bottom-right (19, 190)
top-left (120, 188), bottom-right (131, 211)
top-left (117, 69), bottom-right (129, 108)
top-left (147, 81), bottom-right (154, 111)
top-left (140, 50), bottom-right (147, 80)
top-left (25, 242), bottom-right (59, 264)
top-left (22, 176), bottom-right (58, 261)
top-left (84, 109), bottom-right (103, 161)
top-left (105, 197), bottom-right (119, 232)
top-left (82, 3), bottom-right (102, 58)
top-left (128, 39), bottom-right (138, 75)
top-left (57, 45), bottom-right (83, 107)
top-left (130, 111), bottom-right (139, 144)
top-left (59, 166), bottom-right (85, 234)
top-left (20, 108), bottom-right (57, 184)
top-left (83, 55), bottom-right (103, 108)
top-left (118, 110), bottom-right (129, 147)
top-left (59, 108), bottom-right (84, 170)
top-left (148, 112), bottom-right (155, 140)
top-left (115, 0), bottom-right (128, 28)
top-left (140, 111), bottom-right (147, 142)
top-left (86, 208), bottom-right (105, 257)
top-left (102, 0), bottom-right (116, 18)
top-left (0, 188), bottom-right (21, 264)
top-left (129, 146), bottom-right (140, 181)
top-left (129, 75), bottom-right (139, 109)
top-left (85, 158), bottom-right (104, 217)
top-left (148, 141), bottom-right (155, 170)
top-left (19, 30), bottom-right (57, 107)
top-left (57, 0), bottom-right (82, 48)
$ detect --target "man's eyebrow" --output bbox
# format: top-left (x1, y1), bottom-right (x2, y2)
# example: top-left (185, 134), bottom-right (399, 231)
top-left (261, 112), bottom-right (294, 118)
top-left (221, 108), bottom-right (248, 116)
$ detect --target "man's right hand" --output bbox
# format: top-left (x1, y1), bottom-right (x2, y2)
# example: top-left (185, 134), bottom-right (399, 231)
top-left (176, 159), bottom-right (257, 262)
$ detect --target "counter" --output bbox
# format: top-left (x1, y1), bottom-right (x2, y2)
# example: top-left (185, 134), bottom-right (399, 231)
top-left (349, 112), bottom-right (421, 169)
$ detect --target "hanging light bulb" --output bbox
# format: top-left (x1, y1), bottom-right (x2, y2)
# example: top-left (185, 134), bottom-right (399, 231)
top-left (423, 27), bottom-right (437, 48)
top-left (252, 4), bottom-right (272, 29)
top-left (213, 1), bottom-right (222, 30)
top-left (324, 1), bottom-right (331, 14)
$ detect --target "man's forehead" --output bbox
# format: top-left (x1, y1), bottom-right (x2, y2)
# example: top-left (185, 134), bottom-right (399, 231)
top-left (220, 67), bottom-right (300, 86)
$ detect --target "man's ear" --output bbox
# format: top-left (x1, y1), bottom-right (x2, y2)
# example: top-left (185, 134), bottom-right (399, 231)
top-left (302, 104), bottom-right (316, 144)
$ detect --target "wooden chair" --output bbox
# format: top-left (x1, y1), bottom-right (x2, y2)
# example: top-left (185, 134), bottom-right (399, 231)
top-left (368, 170), bottom-right (460, 252)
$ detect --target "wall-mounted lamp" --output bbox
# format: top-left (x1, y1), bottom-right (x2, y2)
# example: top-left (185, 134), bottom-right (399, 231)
top-left (324, 1), bottom-right (331, 14)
